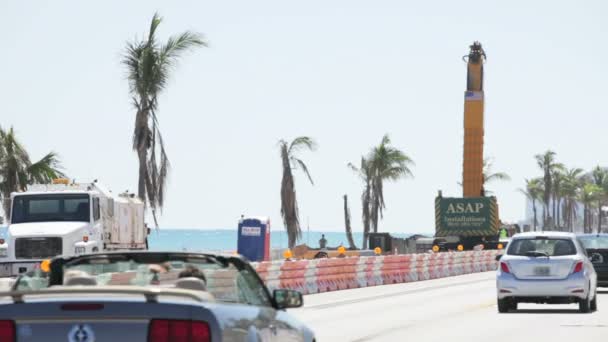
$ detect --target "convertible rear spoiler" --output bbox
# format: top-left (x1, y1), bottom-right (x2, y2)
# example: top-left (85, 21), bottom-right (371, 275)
top-left (0, 285), bottom-right (214, 304)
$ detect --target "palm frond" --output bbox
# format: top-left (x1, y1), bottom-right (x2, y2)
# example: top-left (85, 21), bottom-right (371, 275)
top-left (293, 158), bottom-right (314, 185)
top-left (28, 152), bottom-right (65, 183)
top-left (161, 31), bottom-right (207, 65)
top-left (147, 13), bottom-right (163, 48)
top-left (288, 136), bottom-right (317, 154)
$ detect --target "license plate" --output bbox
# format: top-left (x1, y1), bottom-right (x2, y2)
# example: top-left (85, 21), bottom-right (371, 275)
top-left (534, 266), bottom-right (550, 276)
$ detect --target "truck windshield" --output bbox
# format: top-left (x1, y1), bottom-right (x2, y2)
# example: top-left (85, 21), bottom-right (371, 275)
top-left (11, 194), bottom-right (90, 224)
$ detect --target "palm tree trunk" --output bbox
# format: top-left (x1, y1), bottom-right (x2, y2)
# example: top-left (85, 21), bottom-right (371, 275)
top-left (343, 195), bottom-right (357, 250)
top-left (532, 201), bottom-right (537, 231)
top-left (362, 186), bottom-right (371, 249)
top-left (137, 148), bottom-right (147, 202)
top-left (552, 195), bottom-right (557, 228)
top-left (583, 204), bottom-right (588, 233)
top-left (1, 196), bottom-right (10, 221)
top-left (556, 198), bottom-right (561, 229)
top-left (598, 200), bottom-right (603, 234)
top-left (370, 194), bottom-right (379, 234)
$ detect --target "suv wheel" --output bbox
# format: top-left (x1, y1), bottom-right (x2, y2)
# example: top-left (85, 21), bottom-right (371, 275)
top-left (591, 290), bottom-right (598, 311)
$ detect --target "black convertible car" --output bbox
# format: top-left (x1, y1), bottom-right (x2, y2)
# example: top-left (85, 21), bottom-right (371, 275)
top-left (579, 234), bottom-right (608, 287)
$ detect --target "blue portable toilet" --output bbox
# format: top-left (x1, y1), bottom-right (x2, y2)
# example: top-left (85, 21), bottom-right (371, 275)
top-left (237, 216), bottom-right (270, 262)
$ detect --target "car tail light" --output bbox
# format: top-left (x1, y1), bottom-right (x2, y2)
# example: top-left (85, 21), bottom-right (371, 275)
top-left (500, 261), bottom-right (510, 273)
top-left (0, 320), bottom-right (15, 342)
top-left (573, 261), bottom-right (583, 274)
top-left (148, 319), bottom-right (210, 342)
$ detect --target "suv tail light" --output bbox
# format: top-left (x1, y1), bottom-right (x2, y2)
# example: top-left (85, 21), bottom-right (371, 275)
top-left (0, 320), bottom-right (15, 342)
top-left (573, 261), bottom-right (583, 274)
top-left (148, 319), bottom-right (210, 342)
top-left (500, 261), bottom-right (510, 274)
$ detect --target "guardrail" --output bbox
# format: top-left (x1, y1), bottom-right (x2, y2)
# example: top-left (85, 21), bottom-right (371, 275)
top-left (253, 250), bottom-right (500, 294)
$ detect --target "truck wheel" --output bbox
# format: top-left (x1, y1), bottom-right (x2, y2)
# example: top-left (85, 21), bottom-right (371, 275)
top-left (497, 298), bottom-right (510, 313)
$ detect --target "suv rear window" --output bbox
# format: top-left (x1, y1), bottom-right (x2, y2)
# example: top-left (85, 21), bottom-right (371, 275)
top-left (507, 238), bottom-right (577, 257)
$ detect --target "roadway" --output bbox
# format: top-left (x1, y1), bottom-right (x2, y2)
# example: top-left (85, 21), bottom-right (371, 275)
top-left (291, 272), bottom-right (608, 342)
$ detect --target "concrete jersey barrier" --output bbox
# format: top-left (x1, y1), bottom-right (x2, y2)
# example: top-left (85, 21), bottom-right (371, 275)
top-left (253, 250), bottom-right (500, 294)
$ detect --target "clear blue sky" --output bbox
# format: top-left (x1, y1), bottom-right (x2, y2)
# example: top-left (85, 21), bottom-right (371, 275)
top-left (1, 1), bottom-right (607, 233)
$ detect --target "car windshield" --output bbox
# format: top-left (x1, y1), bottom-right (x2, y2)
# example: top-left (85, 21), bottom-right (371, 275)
top-left (507, 238), bottom-right (577, 257)
top-left (579, 236), bottom-right (608, 249)
top-left (24, 254), bottom-right (273, 307)
top-left (11, 194), bottom-right (90, 223)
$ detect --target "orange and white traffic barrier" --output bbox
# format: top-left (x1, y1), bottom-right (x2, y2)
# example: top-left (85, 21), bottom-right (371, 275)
top-left (253, 250), bottom-right (501, 295)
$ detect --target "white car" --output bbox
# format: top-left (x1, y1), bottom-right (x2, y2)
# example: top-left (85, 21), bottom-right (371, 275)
top-left (496, 232), bottom-right (597, 313)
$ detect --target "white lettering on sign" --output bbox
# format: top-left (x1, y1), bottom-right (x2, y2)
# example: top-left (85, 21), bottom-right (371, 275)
top-left (446, 202), bottom-right (484, 214)
top-left (242, 226), bottom-right (261, 236)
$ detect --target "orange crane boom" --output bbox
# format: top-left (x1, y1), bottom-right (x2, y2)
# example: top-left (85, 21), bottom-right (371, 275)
top-left (462, 42), bottom-right (486, 198)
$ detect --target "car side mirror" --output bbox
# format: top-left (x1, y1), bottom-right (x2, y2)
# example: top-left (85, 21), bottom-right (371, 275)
top-left (590, 254), bottom-right (602, 263)
top-left (273, 289), bottom-right (303, 309)
top-left (495, 255), bottom-right (502, 261)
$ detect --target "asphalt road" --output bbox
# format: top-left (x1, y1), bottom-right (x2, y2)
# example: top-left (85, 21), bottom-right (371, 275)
top-left (291, 272), bottom-right (608, 342)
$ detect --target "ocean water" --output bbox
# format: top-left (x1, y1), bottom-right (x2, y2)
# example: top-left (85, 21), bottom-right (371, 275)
top-left (147, 229), bottom-right (414, 252)
top-left (0, 227), bottom-right (414, 252)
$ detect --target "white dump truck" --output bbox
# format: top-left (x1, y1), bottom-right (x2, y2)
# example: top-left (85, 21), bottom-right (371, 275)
top-left (0, 179), bottom-right (148, 277)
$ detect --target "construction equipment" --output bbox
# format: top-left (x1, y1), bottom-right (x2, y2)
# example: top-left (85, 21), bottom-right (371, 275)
top-left (421, 42), bottom-right (504, 252)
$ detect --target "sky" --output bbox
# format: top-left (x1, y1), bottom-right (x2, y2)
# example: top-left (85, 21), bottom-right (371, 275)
top-left (1, 1), bottom-right (607, 234)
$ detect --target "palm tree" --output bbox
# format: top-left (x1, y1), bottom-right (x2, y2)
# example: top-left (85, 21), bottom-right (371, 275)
top-left (368, 134), bottom-right (414, 233)
top-left (278, 137), bottom-right (316, 249)
top-left (592, 166), bottom-right (608, 233)
top-left (560, 168), bottom-right (584, 231)
top-left (579, 183), bottom-right (602, 233)
top-left (123, 13), bottom-right (206, 226)
top-left (534, 151), bottom-right (563, 229)
top-left (343, 194), bottom-right (357, 250)
top-left (349, 157), bottom-right (373, 249)
top-left (482, 157), bottom-right (510, 195)
top-left (518, 178), bottom-right (543, 231)
top-left (551, 168), bottom-right (564, 229)
top-left (0, 126), bottom-right (65, 219)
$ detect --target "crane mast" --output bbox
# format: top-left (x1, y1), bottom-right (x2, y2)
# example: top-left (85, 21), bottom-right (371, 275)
top-left (462, 41), bottom-right (486, 198)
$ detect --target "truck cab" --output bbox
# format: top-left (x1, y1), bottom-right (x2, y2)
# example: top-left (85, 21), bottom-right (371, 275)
top-left (0, 180), bottom-right (147, 277)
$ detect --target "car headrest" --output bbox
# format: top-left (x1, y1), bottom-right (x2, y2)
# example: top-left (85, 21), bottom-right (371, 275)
top-left (175, 277), bottom-right (207, 291)
top-left (65, 276), bottom-right (98, 286)
top-left (554, 241), bottom-right (573, 256)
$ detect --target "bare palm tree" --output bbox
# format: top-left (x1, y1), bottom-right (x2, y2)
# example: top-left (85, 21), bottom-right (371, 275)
top-left (343, 194), bottom-right (357, 250)
top-left (519, 178), bottom-right (543, 231)
top-left (534, 150), bottom-right (563, 229)
top-left (123, 13), bottom-right (206, 226)
top-left (368, 134), bottom-right (414, 233)
top-left (0, 126), bottom-right (64, 219)
top-left (279, 137), bottom-right (316, 249)
top-left (349, 157), bottom-right (373, 249)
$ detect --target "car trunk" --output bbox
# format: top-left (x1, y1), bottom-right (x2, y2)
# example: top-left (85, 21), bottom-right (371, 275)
top-left (0, 295), bottom-right (197, 341)
top-left (506, 256), bottom-right (577, 280)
